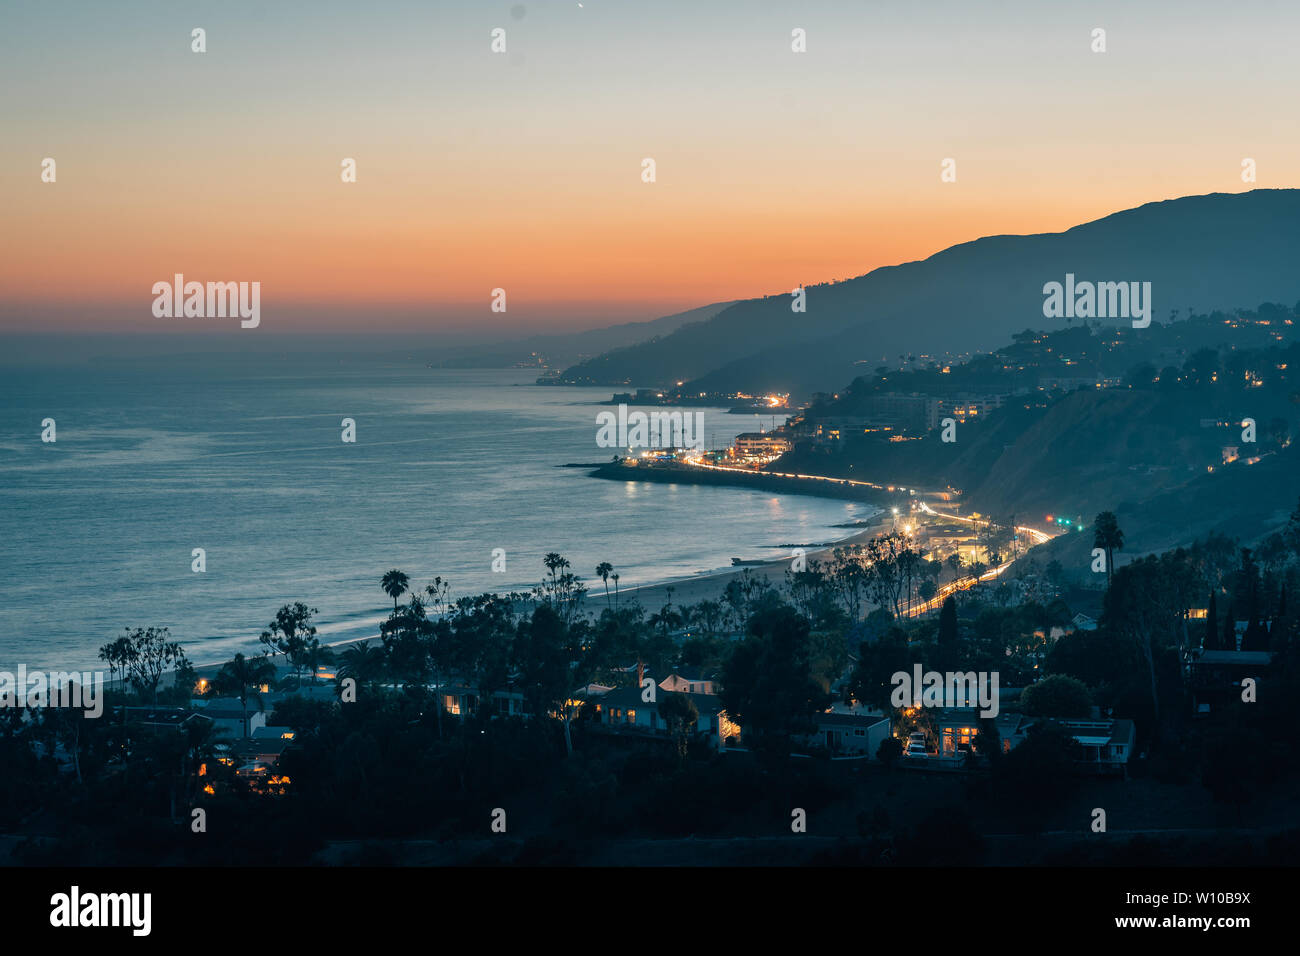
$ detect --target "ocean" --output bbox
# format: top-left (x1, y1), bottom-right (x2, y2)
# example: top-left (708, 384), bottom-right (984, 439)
top-left (0, 347), bottom-right (874, 672)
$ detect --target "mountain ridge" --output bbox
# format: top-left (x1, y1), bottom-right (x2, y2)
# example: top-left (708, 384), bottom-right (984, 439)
top-left (559, 189), bottom-right (1300, 396)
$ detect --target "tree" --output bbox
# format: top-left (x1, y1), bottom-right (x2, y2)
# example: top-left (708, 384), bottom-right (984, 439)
top-left (1203, 591), bottom-right (1218, 650)
top-left (1183, 347), bottom-right (1220, 388)
top-left (946, 552), bottom-right (964, 581)
top-left (657, 691), bottom-right (699, 761)
top-left (1093, 511), bottom-right (1124, 586)
top-left (827, 548), bottom-right (870, 623)
top-left (381, 570), bottom-right (410, 610)
top-left (337, 640), bottom-right (387, 691)
top-left (1243, 618), bottom-right (1270, 652)
top-left (847, 627), bottom-right (911, 712)
top-left (1103, 550), bottom-right (1200, 727)
top-left (212, 653), bottom-right (276, 737)
top-left (259, 602), bottom-right (319, 679)
top-left (518, 603), bottom-right (585, 756)
top-left (937, 596), bottom-right (958, 646)
top-left (380, 595), bottom-right (434, 690)
top-left (300, 638), bottom-right (335, 685)
top-left (535, 553), bottom-right (588, 628)
top-left (596, 562), bottom-right (614, 609)
top-left (445, 592), bottom-right (520, 724)
top-left (720, 605), bottom-right (830, 753)
top-left (1123, 362), bottom-right (1157, 389)
top-left (1020, 674), bottom-right (1092, 719)
top-left (97, 635), bottom-right (137, 689)
top-left (107, 627), bottom-right (189, 704)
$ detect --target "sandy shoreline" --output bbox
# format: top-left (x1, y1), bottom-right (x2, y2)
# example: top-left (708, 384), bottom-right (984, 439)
top-left (182, 514), bottom-right (890, 679)
top-left (612, 518), bottom-right (887, 612)
top-left (169, 498), bottom-right (894, 680)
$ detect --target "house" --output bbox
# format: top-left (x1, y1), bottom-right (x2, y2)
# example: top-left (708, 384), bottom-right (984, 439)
top-left (992, 711), bottom-right (1032, 751)
top-left (112, 707), bottom-right (212, 735)
top-left (232, 736), bottom-right (290, 764)
top-left (1071, 613), bottom-right (1098, 632)
top-left (936, 708), bottom-right (981, 756)
top-left (933, 706), bottom-right (1033, 757)
top-left (266, 684), bottom-right (339, 705)
top-left (1058, 718), bottom-right (1135, 775)
top-left (590, 686), bottom-right (737, 750)
top-left (439, 684), bottom-right (530, 719)
top-left (1184, 647), bottom-right (1274, 713)
top-left (252, 725), bottom-right (296, 740)
top-left (190, 698), bottom-right (266, 739)
top-left (230, 736), bottom-right (291, 777)
top-left (936, 708), bottom-right (1132, 774)
top-left (805, 712), bottom-right (891, 756)
top-left (658, 669), bottom-right (716, 695)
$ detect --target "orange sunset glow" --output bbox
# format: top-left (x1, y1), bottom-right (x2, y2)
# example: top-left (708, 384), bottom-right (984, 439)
top-left (3, 1), bottom-right (1298, 332)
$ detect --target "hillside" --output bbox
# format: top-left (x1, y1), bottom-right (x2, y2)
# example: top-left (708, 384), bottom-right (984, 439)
top-left (559, 189), bottom-right (1300, 396)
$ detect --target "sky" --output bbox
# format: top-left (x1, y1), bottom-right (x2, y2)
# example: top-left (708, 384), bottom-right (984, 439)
top-left (2, 0), bottom-right (1298, 338)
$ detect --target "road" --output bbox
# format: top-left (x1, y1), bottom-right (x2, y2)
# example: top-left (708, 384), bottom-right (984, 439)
top-left (906, 501), bottom-right (1057, 616)
top-left (665, 455), bottom-right (1059, 617)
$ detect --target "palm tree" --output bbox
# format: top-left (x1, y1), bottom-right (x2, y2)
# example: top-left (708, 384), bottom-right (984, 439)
top-left (596, 562), bottom-right (614, 608)
top-left (612, 573), bottom-right (620, 608)
top-left (381, 569), bottom-right (410, 610)
top-left (649, 604), bottom-right (683, 638)
top-left (302, 638), bottom-right (335, 685)
top-left (543, 553), bottom-right (569, 593)
top-left (1093, 511), bottom-right (1124, 586)
top-left (338, 640), bottom-right (387, 691)
top-left (945, 552), bottom-right (964, 582)
top-left (212, 653), bottom-right (276, 737)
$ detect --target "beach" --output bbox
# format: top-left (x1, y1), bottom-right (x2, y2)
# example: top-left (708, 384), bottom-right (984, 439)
top-left (613, 517), bottom-right (888, 612)
top-left (183, 511), bottom-right (891, 678)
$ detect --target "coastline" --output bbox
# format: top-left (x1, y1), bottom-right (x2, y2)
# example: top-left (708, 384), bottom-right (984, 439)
top-left (611, 514), bottom-right (886, 611)
top-left (183, 507), bottom-right (889, 680)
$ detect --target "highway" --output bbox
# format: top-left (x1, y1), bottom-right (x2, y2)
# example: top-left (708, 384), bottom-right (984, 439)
top-left (658, 454), bottom-right (1059, 618)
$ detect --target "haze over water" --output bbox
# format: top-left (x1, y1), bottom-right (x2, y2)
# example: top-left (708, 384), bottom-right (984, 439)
top-left (1, 352), bottom-right (873, 672)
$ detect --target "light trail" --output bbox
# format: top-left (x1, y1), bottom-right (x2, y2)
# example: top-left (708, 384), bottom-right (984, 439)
top-left (907, 502), bottom-right (1059, 616)
top-left (639, 456), bottom-right (1060, 619)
